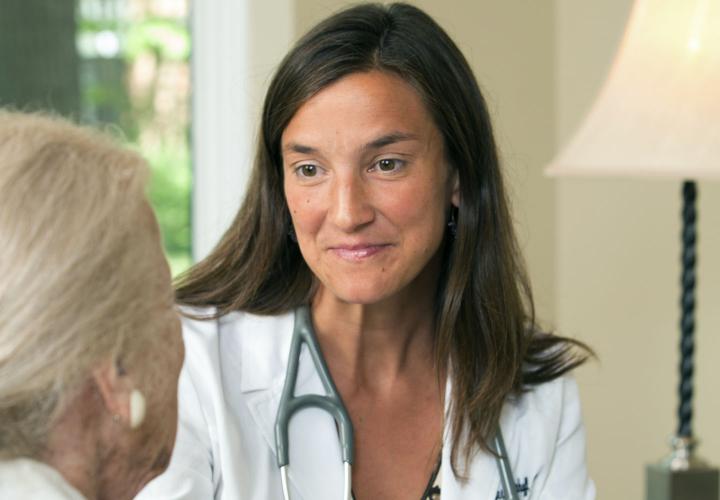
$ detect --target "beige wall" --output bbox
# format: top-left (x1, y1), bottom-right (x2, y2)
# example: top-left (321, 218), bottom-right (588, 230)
top-left (556, 0), bottom-right (720, 498)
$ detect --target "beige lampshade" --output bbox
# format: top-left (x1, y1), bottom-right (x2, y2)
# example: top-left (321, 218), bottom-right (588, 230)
top-left (547, 0), bottom-right (720, 179)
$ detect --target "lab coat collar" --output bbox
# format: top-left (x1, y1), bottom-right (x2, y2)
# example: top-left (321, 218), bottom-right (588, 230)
top-left (232, 310), bottom-right (295, 393)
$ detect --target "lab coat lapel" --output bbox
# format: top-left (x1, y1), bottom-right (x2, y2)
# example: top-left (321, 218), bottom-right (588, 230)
top-left (243, 322), bottom-right (346, 500)
top-left (440, 443), bottom-right (500, 500)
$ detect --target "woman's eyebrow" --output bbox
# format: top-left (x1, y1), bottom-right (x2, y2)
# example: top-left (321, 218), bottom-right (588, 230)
top-left (282, 132), bottom-right (419, 156)
top-left (283, 142), bottom-right (317, 155)
top-left (362, 132), bottom-right (419, 152)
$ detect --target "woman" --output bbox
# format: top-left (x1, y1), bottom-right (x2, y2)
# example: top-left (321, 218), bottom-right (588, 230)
top-left (139, 3), bottom-right (594, 499)
top-left (0, 112), bottom-right (184, 499)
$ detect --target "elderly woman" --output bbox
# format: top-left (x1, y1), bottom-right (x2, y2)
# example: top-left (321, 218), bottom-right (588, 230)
top-left (0, 112), bottom-right (184, 499)
top-left (139, 3), bottom-right (594, 500)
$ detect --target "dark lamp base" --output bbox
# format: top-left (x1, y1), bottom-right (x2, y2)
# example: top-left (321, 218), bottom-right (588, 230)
top-left (646, 463), bottom-right (719, 500)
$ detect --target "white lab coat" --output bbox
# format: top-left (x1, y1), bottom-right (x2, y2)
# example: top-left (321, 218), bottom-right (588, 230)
top-left (137, 309), bottom-right (596, 500)
top-left (0, 458), bottom-right (86, 500)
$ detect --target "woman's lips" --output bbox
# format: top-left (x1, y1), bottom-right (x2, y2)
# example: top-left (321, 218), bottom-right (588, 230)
top-left (329, 244), bottom-right (390, 261)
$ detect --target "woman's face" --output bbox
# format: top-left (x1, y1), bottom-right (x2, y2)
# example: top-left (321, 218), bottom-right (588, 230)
top-left (282, 70), bottom-right (458, 305)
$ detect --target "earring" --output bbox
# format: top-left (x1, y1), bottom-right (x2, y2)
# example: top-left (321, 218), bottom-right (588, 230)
top-left (447, 209), bottom-right (458, 238)
top-left (129, 389), bottom-right (146, 429)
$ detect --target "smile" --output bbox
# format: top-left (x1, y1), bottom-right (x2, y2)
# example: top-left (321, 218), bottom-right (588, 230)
top-left (329, 244), bottom-right (391, 261)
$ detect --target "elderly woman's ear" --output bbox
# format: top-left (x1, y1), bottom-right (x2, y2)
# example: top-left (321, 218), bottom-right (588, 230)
top-left (91, 359), bottom-right (146, 429)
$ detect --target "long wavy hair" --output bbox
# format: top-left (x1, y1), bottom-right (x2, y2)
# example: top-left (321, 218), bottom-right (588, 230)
top-left (176, 2), bottom-right (591, 476)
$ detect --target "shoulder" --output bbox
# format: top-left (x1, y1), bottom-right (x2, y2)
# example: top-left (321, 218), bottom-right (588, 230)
top-left (513, 375), bottom-right (581, 420)
top-left (501, 376), bottom-right (595, 498)
top-left (500, 376), bottom-right (584, 470)
top-left (177, 306), bottom-right (295, 393)
top-left (442, 376), bottom-right (593, 498)
top-left (178, 306), bottom-right (294, 360)
top-left (136, 307), bottom-right (296, 498)
top-left (0, 459), bottom-right (85, 500)
top-left (503, 375), bottom-right (583, 448)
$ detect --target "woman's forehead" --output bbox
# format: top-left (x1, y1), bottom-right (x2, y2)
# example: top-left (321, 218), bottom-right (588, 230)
top-left (281, 71), bottom-right (439, 152)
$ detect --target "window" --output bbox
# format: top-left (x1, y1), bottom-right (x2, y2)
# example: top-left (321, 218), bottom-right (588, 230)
top-left (0, 0), bottom-right (192, 275)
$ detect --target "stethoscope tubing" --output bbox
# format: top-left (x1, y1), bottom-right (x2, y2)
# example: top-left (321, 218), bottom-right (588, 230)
top-left (494, 431), bottom-right (521, 500)
top-left (276, 307), bottom-right (353, 500)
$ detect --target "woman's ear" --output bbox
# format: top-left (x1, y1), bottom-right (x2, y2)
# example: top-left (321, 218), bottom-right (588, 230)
top-left (92, 359), bottom-right (132, 425)
top-left (451, 171), bottom-right (460, 208)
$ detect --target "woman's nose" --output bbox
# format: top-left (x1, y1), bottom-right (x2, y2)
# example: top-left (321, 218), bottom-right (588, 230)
top-left (328, 174), bottom-right (374, 232)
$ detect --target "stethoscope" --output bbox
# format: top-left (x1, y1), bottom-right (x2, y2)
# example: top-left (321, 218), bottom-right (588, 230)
top-left (275, 306), bottom-right (520, 500)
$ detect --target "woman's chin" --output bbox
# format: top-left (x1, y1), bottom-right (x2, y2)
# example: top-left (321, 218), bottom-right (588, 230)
top-left (318, 281), bottom-right (400, 306)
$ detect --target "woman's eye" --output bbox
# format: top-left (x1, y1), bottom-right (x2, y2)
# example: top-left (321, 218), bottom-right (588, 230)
top-left (377, 158), bottom-right (399, 172)
top-left (298, 164), bottom-right (317, 177)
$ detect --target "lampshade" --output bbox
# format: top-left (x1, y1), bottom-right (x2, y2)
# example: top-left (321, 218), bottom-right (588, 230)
top-left (547, 0), bottom-right (720, 180)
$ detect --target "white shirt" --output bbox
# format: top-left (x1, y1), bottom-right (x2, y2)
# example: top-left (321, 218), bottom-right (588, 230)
top-left (0, 458), bottom-right (85, 500)
top-left (137, 309), bottom-right (595, 500)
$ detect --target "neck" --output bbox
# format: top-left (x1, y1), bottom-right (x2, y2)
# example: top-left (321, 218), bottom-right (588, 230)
top-left (311, 258), bottom-right (442, 396)
top-left (42, 381), bottom-right (148, 500)
top-left (41, 384), bottom-right (102, 500)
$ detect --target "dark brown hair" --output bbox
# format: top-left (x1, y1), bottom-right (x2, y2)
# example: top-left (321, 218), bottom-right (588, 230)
top-left (176, 2), bottom-right (591, 476)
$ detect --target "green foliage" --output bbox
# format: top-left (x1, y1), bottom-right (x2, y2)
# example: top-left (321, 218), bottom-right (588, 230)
top-left (124, 18), bottom-right (190, 61)
top-left (78, 16), bottom-right (190, 62)
top-left (144, 141), bottom-right (192, 276)
top-left (77, 4), bottom-right (192, 276)
top-left (77, 19), bottom-right (121, 33)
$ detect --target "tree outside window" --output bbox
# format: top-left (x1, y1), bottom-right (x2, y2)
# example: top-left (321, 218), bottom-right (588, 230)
top-left (0, 0), bottom-right (192, 275)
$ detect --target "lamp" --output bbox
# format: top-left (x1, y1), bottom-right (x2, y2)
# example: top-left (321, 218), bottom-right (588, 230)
top-left (546, 0), bottom-right (720, 499)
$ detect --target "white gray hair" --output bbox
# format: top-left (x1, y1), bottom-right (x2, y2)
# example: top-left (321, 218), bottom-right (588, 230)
top-left (0, 111), bottom-right (172, 458)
